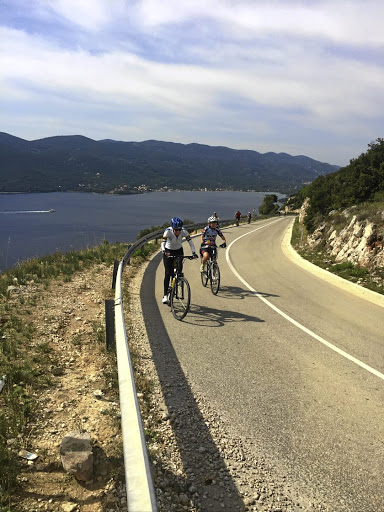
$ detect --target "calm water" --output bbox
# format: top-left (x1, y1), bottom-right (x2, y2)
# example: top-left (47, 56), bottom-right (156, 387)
top-left (0, 191), bottom-right (282, 270)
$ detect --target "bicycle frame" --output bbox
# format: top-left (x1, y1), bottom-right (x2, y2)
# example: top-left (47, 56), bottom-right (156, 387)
top-left (201, 246), bottom-right (221, 294)
top-left (168, 255), bottom-right (188, 289)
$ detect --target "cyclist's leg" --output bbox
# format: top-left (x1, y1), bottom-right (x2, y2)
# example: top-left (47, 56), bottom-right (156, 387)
top-left (163, 248), bottom-right (183, 300)
top-left (175, 248), bottom-right (184, 274)
top-left (163, 253), bottom-right (173, 296)
top-left (201, 247), bottom-right (210, 271)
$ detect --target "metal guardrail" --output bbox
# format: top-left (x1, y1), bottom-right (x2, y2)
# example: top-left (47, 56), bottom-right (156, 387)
top-left (110, 219), bottom-right (233, 512)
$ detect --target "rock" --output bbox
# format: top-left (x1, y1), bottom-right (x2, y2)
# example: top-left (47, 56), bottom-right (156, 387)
top-left (60, 431), bottom-right (94, 481)
top-left (6, 285), bottom-right (19, 295)
top-left (61, 501), bottom-right (78, 512)
top-left (179, 493), bottom-right (189, 505)
top-left (52, 367), bottom-right (65, 376)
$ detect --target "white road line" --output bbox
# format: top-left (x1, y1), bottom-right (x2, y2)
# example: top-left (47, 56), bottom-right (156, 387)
top-left (226, 220), bottom-right (384, 382)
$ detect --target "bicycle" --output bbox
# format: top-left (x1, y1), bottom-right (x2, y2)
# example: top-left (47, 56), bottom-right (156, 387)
top-left (166, 255), bottom-right (194, 320)
top-left (235, 216), bottom-right (240, 226)
top-left (201, 244), bottom-right (225, 295)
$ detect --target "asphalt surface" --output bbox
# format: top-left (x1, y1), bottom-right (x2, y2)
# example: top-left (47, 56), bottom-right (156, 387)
top-left (144, 217), bottom-right (384, 511)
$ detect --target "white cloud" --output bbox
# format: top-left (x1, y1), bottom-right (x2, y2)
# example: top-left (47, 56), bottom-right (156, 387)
top-left (133, 0), bottom-right (384, 47)
top-left (34, 0), bottom-right (127, 31)
top-left (3, 24), bottom-right (383, 123)
top-left (1, 0), bottom-right (384, 164)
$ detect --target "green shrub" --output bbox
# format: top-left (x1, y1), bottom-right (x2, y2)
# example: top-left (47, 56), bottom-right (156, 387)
top-left (328, 261), bottom-right (369, 279)
top-left (136, 218), bottom-right (195, 240)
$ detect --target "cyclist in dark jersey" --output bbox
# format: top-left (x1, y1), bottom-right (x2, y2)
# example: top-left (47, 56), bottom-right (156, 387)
top-left (200, 216), bottom-right (226, 272)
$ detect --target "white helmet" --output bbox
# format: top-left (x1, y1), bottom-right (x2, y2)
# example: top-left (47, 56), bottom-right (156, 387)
top-left (208, 216), bottom-right (217, 223)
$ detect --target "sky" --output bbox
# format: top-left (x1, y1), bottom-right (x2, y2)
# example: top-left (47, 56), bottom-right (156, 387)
top-left (1, 1), bottom-right (384, 166)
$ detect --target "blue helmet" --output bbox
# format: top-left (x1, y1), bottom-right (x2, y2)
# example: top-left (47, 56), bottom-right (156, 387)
top-left (170, 217), bottom-right (183, 229)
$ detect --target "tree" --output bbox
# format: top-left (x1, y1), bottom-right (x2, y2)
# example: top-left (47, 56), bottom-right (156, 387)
top-left (259, 194), bottom-right (279, 215)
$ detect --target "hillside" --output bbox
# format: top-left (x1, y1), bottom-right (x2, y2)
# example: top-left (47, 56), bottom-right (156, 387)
top-left (287, 138), bottom-right (384, 231)
top-left (0, 132), bottom-right (339, 194)
top-left (287, 138), bottom-right (384, 293)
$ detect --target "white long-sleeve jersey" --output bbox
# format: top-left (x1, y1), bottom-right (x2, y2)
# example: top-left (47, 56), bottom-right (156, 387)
top-left (161, 227), bottom-right (196, 253)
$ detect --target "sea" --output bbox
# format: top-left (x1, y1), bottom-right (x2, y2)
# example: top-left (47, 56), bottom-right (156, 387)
top-left (0, 191), bottom-right (283, 271)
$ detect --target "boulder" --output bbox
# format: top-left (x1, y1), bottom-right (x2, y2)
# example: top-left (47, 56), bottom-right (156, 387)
top-left (60, 431), bottom-right (94, 482)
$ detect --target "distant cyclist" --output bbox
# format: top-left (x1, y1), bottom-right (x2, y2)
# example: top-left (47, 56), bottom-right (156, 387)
top-left (200, 216), bottom-right (226, 272)
top-left (212, 212), bottom-right (220, 227)
top-left (247, 212), bottom-right (251, 223)
top-left (235, 210), bottom-right (241, 226)
top-left (161, 217), bottom-right (198, 304)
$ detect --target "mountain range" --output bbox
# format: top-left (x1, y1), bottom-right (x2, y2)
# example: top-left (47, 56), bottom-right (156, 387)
top-left (0, 132), bottom-right (340, 194)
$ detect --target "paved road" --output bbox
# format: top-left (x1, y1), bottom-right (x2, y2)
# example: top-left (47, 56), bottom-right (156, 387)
top-left (145, 217), bottom-right (384, 511)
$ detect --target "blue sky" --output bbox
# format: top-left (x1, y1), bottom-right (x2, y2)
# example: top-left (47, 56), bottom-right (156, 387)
top-left (1, 0), bottom-right (383, 166)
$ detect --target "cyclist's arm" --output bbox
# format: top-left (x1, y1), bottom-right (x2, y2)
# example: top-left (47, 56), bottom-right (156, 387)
top-left (161, 228), bottom-right (172, 254)
top-left (217, 228), bottom-right (226, 242)
top-left (187, 237), bottom-right (196, 254)
top-left (200, 227), bottom-right (207, 245)
top-left (161, 232), bottom-right (168, 252)
top-left (183, 230), bottom-right (196, 254)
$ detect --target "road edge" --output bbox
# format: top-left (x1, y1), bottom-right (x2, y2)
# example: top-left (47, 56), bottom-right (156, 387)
top-left (281, 219), bottom-right (384, 310)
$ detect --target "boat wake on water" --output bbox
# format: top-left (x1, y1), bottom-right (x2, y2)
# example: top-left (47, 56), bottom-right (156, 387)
top-left (0, 209), bottom-right (56, 214)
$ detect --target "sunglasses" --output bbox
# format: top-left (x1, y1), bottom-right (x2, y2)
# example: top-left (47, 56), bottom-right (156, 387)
top-left (174, 228), bottom-right (182, 232)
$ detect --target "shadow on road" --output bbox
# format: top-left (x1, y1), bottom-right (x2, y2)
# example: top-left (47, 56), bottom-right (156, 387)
top-left (182, 302), bottom-right (264, 327)
top-left (215, 285), bottom-right (280, 300)
top-left (141, 253), bottom-right (246, 511)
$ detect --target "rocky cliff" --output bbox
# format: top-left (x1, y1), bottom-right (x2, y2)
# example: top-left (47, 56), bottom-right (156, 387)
top-left (299, 201), bottom-right (384, 271)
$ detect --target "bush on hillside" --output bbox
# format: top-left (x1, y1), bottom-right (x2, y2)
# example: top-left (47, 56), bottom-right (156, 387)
top-left (287, 138), bottom-right (384, 232)
top-left (136, 219), bottom-right (195, 240)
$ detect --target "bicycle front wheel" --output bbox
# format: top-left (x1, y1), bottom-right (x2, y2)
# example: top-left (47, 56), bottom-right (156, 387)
top-left (201, 265), bottom-right (209, 287)
top-left (170, 277), bottom-right (191, 320)
top-left (210, 262), bottom-right (220, 295)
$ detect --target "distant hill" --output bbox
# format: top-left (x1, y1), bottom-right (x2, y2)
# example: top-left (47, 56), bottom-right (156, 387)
top-left (0, 132), bottom-right (339, 194)
top-left (287, 138), bottom-right (384, 231)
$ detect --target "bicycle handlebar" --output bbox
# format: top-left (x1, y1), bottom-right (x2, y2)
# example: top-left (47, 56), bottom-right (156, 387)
top-left (201, 243), bottom-right (227, 249)
top-left (165, 254), bottom-right (196, 260)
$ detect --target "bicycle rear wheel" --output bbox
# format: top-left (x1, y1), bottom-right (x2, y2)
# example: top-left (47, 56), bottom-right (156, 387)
top-left (210, 262), bottom-right (220, 295)
top-left (170, 277), bottom-right (191, 320)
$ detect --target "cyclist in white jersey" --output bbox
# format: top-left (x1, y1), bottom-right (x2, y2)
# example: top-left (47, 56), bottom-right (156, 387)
top-left (200, 216), bottom-right (226, 272)
top-left (161, 217), bottom-right (198, 304)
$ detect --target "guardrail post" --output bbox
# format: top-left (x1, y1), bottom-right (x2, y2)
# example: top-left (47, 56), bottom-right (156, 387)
top-left (105, 299), bottom-right (116, 351)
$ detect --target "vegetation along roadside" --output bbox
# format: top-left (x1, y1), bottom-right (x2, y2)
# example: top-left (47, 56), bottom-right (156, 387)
top-left (0, 239), bottom-right (160, 511)
top-left (287, 138), bottom-right (384, 297)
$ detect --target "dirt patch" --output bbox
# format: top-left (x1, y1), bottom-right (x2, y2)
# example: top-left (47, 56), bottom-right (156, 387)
top-left (10, 264), bottom-right (126, 512)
